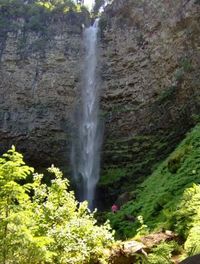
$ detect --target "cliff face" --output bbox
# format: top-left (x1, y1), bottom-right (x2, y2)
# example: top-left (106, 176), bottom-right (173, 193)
top-left (0, 1), bottom-right (200, 203)
top-left (0, 11), bottom-right (88, 169)
top-left (99, 0), bottom-right (200, 202)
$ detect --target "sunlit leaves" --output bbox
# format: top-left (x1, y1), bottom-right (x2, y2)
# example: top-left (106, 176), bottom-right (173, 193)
top-left (0, 148), bottom-right (114, 263)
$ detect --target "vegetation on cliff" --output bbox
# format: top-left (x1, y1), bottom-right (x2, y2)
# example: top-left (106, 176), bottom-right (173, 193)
top-left (0, 0), bottom-right (88, 31)
top-left (108, 124), bottom-right (200, 259)
top-left (0, 0), bottom-right (89, 58)
top-left (98, 0), bottom-right (200, 208)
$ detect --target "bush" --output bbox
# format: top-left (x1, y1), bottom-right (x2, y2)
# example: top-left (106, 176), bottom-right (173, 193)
top-left (173, 184), bottom-right (200, 255)
top-left (0, 146), bottom-right (114, 264)
top-left (185, 226), bottom-right (200, 255)
top-left (147, 242), bottom-right (178, 264)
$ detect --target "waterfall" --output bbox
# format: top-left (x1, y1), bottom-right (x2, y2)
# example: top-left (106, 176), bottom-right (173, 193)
top-left (71, 19), bottom-right (102, 209)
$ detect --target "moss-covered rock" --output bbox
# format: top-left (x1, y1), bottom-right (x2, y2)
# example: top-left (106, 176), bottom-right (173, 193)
top-left (98, 130), bottom-right (187, 206)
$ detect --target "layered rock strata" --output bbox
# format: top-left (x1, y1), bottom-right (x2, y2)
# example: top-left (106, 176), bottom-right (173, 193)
top-left (0, 12), bottom-right (88, 169)
top-left (99, 0), bottom-right (200, 202)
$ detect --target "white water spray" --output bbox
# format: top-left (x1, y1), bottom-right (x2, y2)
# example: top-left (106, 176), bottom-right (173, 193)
top-left (72, 20), bottom-right (101, 209)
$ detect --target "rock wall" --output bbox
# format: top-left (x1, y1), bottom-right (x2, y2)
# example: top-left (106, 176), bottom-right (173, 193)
top-left (98, 0), bottom-right (200, 203)
top-left (0, 12), bottom-right (88, 169)
top-left (0, 1), bottom-right (200, 205)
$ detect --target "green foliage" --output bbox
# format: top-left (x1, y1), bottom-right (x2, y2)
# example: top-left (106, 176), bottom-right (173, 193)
top-left (108, 124), bottom-right (200, 238)
top-left (0, 147), bottom-right (114, 264)
top-left (0, 0), bottom-right (89, 57)
top-left (172, 184), bottom-right (200, 256)
top-left (136, 215), bottom-right (149, 237)
top-left (36, 0), bottom-right (80, 13)
top-left (100, 167), bottom-right (127, 186)
top-left (167, 145), bottom-right (191, 173)
top-left (185, 226), bottom-right (200, 256)
top-left (191, 114), bottom-right (200, 124)
top-left (0, 146), bottom-right (49, 264)
top-left (147, 242), bottom-right (178, 264)
top-left (173, 184), bottom-right (200, 237)
top-left (0, 0), bottom-right (75, 33)
top-left (101, 131), bottom-right (176, 204)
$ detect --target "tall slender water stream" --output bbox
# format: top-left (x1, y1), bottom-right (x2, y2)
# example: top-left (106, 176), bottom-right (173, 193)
top-left (72, 20), bottom-right (101, 209)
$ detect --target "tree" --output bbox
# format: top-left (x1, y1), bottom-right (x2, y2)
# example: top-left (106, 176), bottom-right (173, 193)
top-left (0, 147), bottom-right (114, 264)
top-left (0, 146), bottom-right (52, 264)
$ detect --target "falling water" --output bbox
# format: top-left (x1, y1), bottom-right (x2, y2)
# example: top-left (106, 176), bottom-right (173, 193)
top-left (71, 19), bottom-right (101, 209)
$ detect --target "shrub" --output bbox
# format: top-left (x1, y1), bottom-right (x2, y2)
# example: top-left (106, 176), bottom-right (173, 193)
top-left (185, 226), bottom-right (200, 255)
top-left (0, 146), bottom-right (114, 264)
top-left (147, 242), bottom-right (178, 264)
top-left (173, 184), bottom-right (200, 256)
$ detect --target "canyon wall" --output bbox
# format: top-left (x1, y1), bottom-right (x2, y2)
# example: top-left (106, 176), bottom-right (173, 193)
top-left (0, 0), bottom-right (199, 203)
top-left (99, 0), bottom-right (200, 203)
top-left (0, 10), bottom-right (89, 171)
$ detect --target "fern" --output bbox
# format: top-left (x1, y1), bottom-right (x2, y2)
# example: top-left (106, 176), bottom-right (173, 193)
top-left (147, 242), bottom-right (178, 264)
top-left (108, 124), bottom-right (200, 238)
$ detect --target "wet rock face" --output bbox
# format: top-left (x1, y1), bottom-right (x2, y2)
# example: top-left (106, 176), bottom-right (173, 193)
top-left (99, 0), bottom-right (200, 200)
top-left (0, 19), bottom-right (84, 168)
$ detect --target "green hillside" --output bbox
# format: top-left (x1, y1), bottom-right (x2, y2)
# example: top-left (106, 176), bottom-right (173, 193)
top-left (109, 124), bottom-right (200, 246)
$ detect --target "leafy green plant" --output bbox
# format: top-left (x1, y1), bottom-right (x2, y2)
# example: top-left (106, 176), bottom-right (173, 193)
top-left (147, 242), bottom-right (177, 264)
top-left (136, 215), bottom-right (149, 236)
top-left (0, 146), bottom-right (51, 264)
top-left (185, 226), bottom-right (200, 256)
top-left (172, 184), bottom-right (200, 256)
top-left (0, 147), bottom-right (115, 264)
top-left (167, 145), bottom-right (191, 173)
top-left (174, 184), bottom-right (200, 237)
